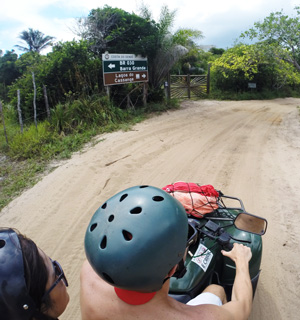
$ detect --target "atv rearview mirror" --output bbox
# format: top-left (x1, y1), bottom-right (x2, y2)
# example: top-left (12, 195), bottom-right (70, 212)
top-left (234, 212), bottom-right (267, 235)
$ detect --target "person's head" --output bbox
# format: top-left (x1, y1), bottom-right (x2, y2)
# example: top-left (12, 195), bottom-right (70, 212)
top-left (0, 228), bottom-right (69, 320)
top-left (84, 185), bottom-right (188, 305)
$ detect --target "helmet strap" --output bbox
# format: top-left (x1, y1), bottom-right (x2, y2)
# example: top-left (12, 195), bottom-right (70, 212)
top-left (172, 259), bottom-right (187, 279)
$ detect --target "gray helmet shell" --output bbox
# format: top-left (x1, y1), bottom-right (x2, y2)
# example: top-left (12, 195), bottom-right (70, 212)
top-left (0, 229), bottom-right (36, 319)
top-left (85, 185), bottom-right (188, 292)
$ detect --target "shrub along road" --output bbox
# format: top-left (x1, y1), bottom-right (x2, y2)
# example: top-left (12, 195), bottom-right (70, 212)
top-left (1, 98), bottom-right (300, 320)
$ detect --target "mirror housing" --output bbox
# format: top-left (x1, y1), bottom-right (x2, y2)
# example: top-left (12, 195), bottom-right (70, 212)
top-left (234, 212), bottom-right (267, 235)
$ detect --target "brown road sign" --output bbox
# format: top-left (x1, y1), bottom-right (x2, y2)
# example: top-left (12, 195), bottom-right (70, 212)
top-left (103, 71), bottom-right (148, 86)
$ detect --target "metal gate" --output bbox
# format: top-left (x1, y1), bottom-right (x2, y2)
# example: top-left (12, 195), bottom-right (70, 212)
top-left (167, 72), bottom-right (210, 99)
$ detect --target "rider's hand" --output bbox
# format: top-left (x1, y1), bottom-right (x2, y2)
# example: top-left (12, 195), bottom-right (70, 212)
top-left (221, 243), bottom-right (252, 264)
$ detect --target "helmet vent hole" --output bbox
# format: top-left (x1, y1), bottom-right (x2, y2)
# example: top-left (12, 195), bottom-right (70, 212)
top-left (153, 196), bottom-right (164, 202)
top-left (100, 236), bottom-right (107, 249)
top-left (102, 203), bottom-right (107, 209)
top-left (0, 240), bottom-right (5, 248)
top-left (120, 194), bottom-right (128, 202)
top-left (102, 273), bottom-right (114, 284)
top-left (122, 230), bottom-right (133, 241)
top-left (140, 185), bottom-right (149, 188)
top-left (130, 207), bottom-right (142, 214)
top-left (90, 223), bottom-right (97, 232)
top-left (108, 215), bottom-right (114, 222)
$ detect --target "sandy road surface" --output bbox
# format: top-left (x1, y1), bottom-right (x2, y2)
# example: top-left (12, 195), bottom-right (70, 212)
top-left (1, 98), bottom-right (300, 320)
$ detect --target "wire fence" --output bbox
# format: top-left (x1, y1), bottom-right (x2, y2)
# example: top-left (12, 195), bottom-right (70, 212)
top-left (0, 72), bottom-right (52, 146)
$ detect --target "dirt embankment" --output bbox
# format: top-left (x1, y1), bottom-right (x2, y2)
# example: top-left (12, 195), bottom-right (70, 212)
top-left (1, 98), bottom-right (300, 320)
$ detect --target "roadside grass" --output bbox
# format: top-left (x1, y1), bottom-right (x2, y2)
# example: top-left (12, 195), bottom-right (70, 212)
top-left (0, 99), bottom-right (179, 211)
top-left (209, 88), bottom-right (300, 100)
top-left (0, 158), bottom-right (48, 210)
top-left (1, 90), bottom-right (298, 211)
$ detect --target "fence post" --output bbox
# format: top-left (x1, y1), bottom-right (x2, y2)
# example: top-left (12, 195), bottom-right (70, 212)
top-left (32, 72), bottom-right (37, 129)
top-left (207, 64), bottom-right (211, 94)
top-left (17, 89), bottom-right (23, 133)
top-left (187, 74), bottom-right (191, 99)
top-left (105, 86), bottom-right (110, 100)
top-left (43, 85), bottom-right (51, 119)
top-left (167, 73), bottom-right (171, 100)
top-left (0, 100), bottom-right (9, 146)
top-left (143, 82), bottom-right (148, 107)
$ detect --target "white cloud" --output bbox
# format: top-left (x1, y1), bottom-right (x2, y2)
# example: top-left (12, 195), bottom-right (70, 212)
top-left (0, 0), bottom-right (298, 53)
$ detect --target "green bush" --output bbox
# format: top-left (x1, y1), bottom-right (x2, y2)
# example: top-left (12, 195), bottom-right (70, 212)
top-left (8, 122), bottom-right (56, 159)
top-left (50, 94), bottom-right (129, 134)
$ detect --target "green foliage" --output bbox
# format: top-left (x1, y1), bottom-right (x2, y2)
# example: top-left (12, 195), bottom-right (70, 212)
top-left (209, 87), bottom-right (300, 101)
top-left (0, 158), bottom-right (47, 210)
top-left (240, 7), bottom-right (300, 71)
top-left (50, 95), bottom-right (126, 134)
top-left (15, 51), bottom-right (45, 74)
top-left (144, 99), bottom-right (180, 112)
top-left (149, 5), bottom-right (205, 87)
top-left (8, 41), bottom-right (102, 122)
top-left (76, 5), bottom-right (203, 90)
top-left (0, 93), bottom-right (180, 210)
top-left (171, 48), bottom-right (212, 75)
top-left (172, 29), bottom-right (204, 47)
top-left (5, 5), bottom-right (204, 117)
top-left (43, 40), bottom-right (102, 105)
top-left (0, 51), bottom-right (20, 84)
top-left (77, 5), bottom-right (159, 59)
top-left (8, 122), bottom-right (56, 159)
top-left (209, 47), bottom-right (225, 55)
top-left (0, 50), bottom-right (21, 101)
top-left (210, 43), bottom-right (300, 92)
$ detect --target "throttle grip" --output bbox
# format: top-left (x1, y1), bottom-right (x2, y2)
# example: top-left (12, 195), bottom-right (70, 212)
top-left (224, 242), bottom-right (234, 251)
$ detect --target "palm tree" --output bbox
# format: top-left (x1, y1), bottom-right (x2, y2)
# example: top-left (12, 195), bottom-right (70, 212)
top-left (15, 28), bottom-right (55, 53)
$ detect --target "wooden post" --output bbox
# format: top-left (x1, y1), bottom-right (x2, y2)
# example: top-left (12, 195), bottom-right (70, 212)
top-left (143, 83), bottom-right (148, 107)
top-left (187, 74), bottom-right (191, 99)
top-left (17, 89), bottom-right (23, 134)
top-left (0, 100), bottom-right (9, 145)
top-left (32, 72), bottom-right (37, 129)
top-left (207, 64), bottom-right (211, 95)
top-left (106, 86), bottom-right (110, 100)
top-left (167, 73), bottom-right (171, 100)
top-left (43, 85), bottom-right (50, 119)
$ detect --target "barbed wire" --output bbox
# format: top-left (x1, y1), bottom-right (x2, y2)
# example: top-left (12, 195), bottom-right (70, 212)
top-left (0, 109), bottom-right (51, 132)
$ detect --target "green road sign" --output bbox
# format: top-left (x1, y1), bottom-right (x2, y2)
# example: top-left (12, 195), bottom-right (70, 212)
top-left (102, 53), bottom-right (148, 86)
top-left (103, 60), bottom-right (148, 73)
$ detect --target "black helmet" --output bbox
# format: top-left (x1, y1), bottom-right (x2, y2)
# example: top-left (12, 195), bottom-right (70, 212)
top-left (0, 229), bottom-right (36, 319)
top-left (84, 185), bottom-right (188, 293)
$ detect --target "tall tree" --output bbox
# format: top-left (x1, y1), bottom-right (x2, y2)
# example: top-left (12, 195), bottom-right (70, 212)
top-left (241, 7), bottom-right (300, 72)
top-left (142, 5), bottom-right (203, 86)
top-left (211, 43), bottom-right (300, 92)
top-left (76, 5), bottom-right (203, 88)
top-left (0, 50), bottom-right (21, 101)
top-left (0, 50), bottom-right (20, 85)
top-left (75, 5), bottom-right (159, 58)
top-left (15, 28), bottom-right (55, 53)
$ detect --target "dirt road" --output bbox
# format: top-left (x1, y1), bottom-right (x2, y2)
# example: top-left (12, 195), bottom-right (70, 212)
top-left (1, 98), bottom-right (300, 319)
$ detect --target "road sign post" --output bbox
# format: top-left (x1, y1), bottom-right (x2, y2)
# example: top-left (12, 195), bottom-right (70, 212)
top-left (102, 53), bottom-right (148, 86)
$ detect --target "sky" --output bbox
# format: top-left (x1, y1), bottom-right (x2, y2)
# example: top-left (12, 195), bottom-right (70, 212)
top-left (0, 0), bottom-right (299, 55)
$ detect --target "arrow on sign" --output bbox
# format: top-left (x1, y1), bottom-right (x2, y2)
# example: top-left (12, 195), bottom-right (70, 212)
top-left (108, 63), bottom-right (116, 69)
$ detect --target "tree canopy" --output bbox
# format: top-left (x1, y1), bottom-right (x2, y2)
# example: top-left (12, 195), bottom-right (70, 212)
top-left (15, 28), bottom-right (55, 53)
top-left (241, 7), bottom-right (300, 71)
top-left (75, 5), bottom-right (203, 88)
top-left (211, 43), bottom-right (300, 92)
top-left (75, 5), bottom-right (159, 59)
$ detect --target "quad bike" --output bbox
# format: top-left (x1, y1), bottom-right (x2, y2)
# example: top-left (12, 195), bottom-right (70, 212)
top-left (168, 191), bottom-right (268, 303)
